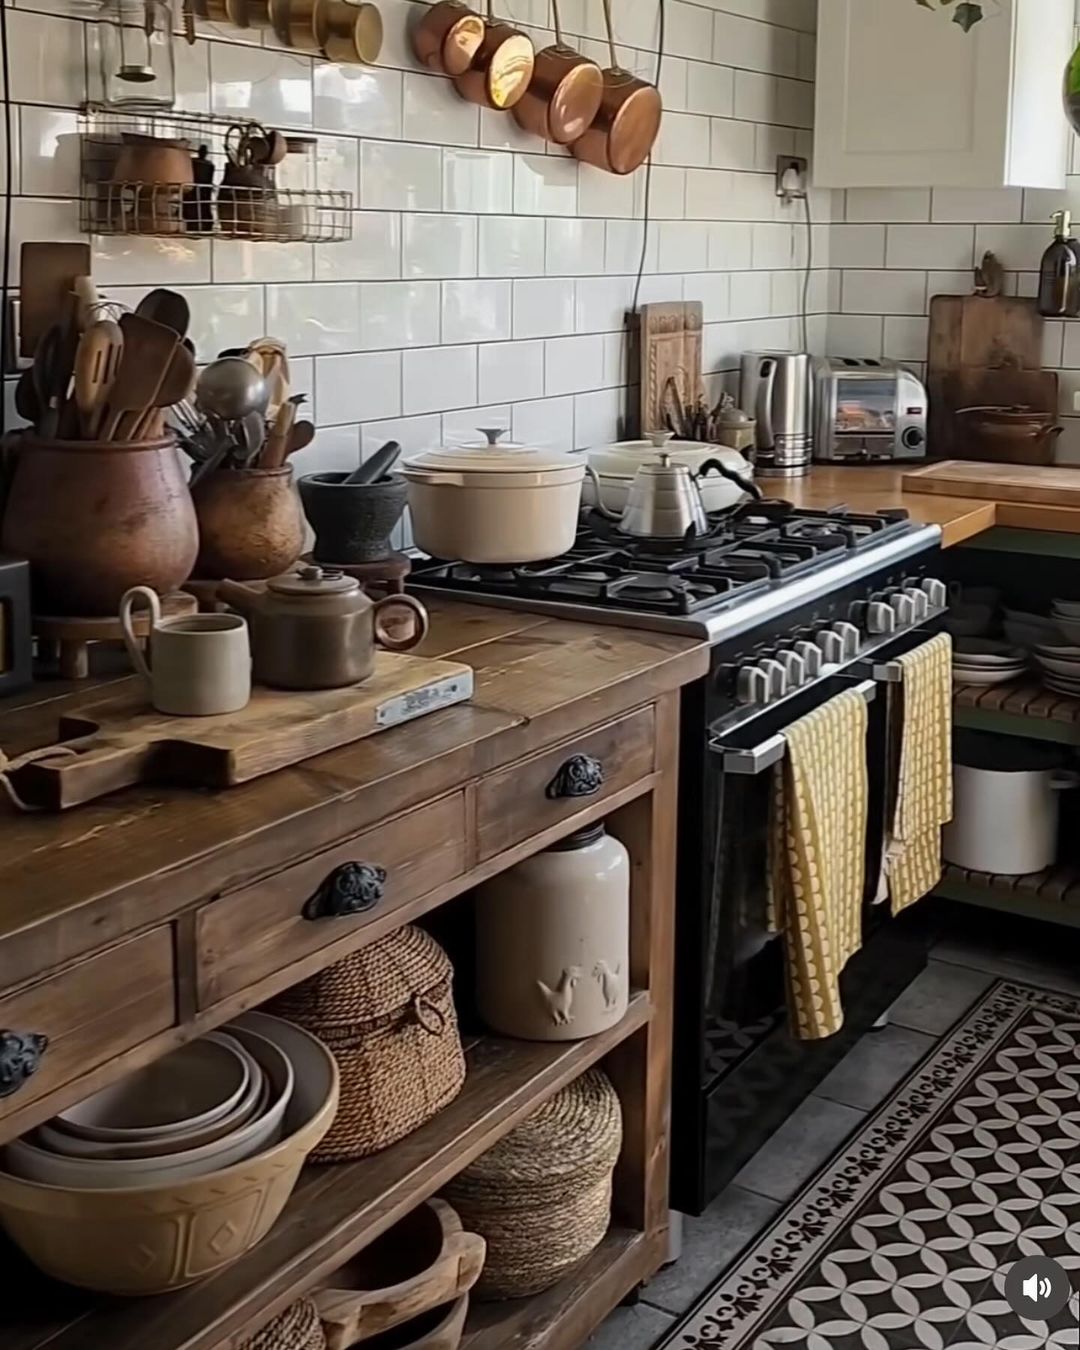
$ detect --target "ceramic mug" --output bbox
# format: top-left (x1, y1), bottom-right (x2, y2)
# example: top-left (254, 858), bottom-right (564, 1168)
top-left (120, 586), bottom-right (251, 716)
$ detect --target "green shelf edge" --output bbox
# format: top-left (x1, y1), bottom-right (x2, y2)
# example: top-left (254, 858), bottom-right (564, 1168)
top-left (954, 704), bottom-right (1080, 746)
top-left (935, 877), bottom-right (1080, 929)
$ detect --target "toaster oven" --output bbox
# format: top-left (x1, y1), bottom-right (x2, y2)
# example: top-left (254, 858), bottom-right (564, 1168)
top-left (814, 358), bottom-right (928, 462)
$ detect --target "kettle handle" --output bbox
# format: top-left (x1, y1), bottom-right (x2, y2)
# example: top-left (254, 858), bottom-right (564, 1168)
top-left (584, 464), bottom-right (621, 520)
top-left (373, 594), bottom-right (430, 653)
top-left (698, 458), bottom-right (764, 502)
top-left (755, 358), bottom-right (777, 451)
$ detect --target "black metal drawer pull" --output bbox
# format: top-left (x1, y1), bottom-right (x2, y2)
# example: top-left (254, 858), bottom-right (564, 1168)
top-left (303, 862), bottom-right (387, 920)
top-left (546, 753), bottom-right (604, 799)
top-left (0, 1029), bottom-right (48, 1098)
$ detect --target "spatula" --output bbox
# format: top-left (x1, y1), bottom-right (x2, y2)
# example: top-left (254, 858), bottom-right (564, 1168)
top-left (135, 287), bottom-right (191, 338)
top-left (74, 320), bottom-right (124, 439)
top-left (132, 339), bottom-right (197, 440)
top-left (101, 313), bottom-right (179, 442)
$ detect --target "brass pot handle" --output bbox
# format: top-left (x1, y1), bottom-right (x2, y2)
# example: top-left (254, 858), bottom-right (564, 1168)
top-left (0, 1029), bottom-right (48, 1098)
top-left (546, 753), bottom-right (604, 799)
top-left (303, 862), bottom-right (387, 919)
top-left (373, 594), bottom-right (430, 653)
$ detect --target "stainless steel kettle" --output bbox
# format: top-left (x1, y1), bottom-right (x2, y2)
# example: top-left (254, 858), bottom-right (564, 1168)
top-left (588, 453), bottom-right (760, 539)
top-left (738, 351), bottom-right (812, 477)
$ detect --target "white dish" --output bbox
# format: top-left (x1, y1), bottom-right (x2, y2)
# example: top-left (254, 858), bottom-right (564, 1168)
top-left (1055, 620), bottom-right (1080, 645)
top-left (952, 666), bottom-right (1024, 687)
top-left (1051, 599), bottom-right (1080, 616)
top-left (1034, 654), bottom-right (1080, 679)
top-left (953, 638), bottom-right (1025, 660)
top-left (1034, 643), bottom-right (1080, 658)
top-left (1042, 680), bottom-right (1080, 699)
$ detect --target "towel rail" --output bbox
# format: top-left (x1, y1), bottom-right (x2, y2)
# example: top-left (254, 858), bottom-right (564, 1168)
top-left (709, 680), bottom-right (877, 777)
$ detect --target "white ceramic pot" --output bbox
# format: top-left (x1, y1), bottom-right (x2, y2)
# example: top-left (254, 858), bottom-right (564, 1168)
top-left (474, 823), bottom-right (629, 1042)
top-left (402, 436), bottom-right (586, 564)
top-left (943, 734), bottom-right (1079, 875)
top-left (581, 436), bottom-right (754, 514)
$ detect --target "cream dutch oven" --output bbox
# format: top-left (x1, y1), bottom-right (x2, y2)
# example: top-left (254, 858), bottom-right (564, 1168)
top-left (402, 429), bottom-right (586, 564)
top-left (582, 430), bottom-right (755, 513)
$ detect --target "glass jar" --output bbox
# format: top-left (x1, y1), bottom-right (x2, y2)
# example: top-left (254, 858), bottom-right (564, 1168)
top-left (98, 0), bottom-right (176, 110)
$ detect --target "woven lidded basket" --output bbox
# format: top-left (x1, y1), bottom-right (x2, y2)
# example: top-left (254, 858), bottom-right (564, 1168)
top-left (238, 1299), bottom-right (326, 1350)
top-left (442, 1069), bottom-right (622, 1299)
top-left (269, 925), bottom-right (466, 1162)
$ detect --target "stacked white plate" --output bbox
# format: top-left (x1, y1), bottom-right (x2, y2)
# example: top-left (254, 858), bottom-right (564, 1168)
top-left (1033, 640), bottom-right (1080, 698)
top-left (1003, 608), bottom-right (1063, 651)
top-left (952, 638), bottom-right (1027, 687)
top-left (1051, 599), bottom-right (1080, 646)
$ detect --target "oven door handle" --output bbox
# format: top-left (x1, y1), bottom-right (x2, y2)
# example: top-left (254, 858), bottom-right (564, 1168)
top-left (708, 679), bottom-right (877, 776)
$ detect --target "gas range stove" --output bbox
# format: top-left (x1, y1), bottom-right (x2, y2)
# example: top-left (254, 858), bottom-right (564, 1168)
top-left (407, 501), bottom-right (943, 643)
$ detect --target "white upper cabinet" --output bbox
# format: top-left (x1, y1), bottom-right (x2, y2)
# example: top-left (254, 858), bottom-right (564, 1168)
top-left (814, 0), bottom-right (1073, 189)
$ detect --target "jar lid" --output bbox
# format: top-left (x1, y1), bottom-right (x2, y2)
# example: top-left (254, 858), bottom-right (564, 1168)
top-left (266, 565), bottom-right (360, 597)
top-left (548, 822), bottom-right (606, 851)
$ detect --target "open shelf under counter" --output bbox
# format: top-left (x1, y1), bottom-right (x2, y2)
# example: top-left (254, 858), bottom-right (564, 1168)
top-left (954, 679), bottom-right (1080, 745)
top-left (935, 862), bottom-right (1080, 928)
top-left (6, 993), bottom-right (650, 1350)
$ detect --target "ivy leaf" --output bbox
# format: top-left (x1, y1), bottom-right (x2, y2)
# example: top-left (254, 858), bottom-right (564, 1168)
top-left (952, 2), bottom-right (983, 30)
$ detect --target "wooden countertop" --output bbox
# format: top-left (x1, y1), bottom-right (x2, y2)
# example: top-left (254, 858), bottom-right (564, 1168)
top-left (761, 463), bottom-right (1080, 546)
top-left (0, 599), bottom-right (707, 982)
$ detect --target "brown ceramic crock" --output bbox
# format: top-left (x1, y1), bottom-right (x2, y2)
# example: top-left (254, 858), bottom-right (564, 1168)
top-left (191, 465), bottom-right (305, 581)
top-left (218, 565), bottom-right (429, 689)
top-left (0, 435), bottom-right (199, 616)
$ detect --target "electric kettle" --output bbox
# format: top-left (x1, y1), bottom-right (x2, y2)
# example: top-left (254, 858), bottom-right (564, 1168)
top-left (738, 352), bottom-right (813, 477)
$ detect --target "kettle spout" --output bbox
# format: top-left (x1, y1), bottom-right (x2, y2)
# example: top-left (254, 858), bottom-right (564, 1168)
top-left (217, 578), bottom-right (261, 614)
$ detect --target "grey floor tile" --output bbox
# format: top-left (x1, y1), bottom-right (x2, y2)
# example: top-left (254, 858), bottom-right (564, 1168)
top-left (887, 959), bottom-right (994, 1036)
top-left (732, 1094), bottom-right (864, 1203)
top-left (933, 937), bottom-right (1080, 997)
top-left (814, 1022), bottom-right (936, 1111)
top-left (585, 1301), bottom-right (676, 1350)
top-left (644, 1184), bottom-right (781, 1317)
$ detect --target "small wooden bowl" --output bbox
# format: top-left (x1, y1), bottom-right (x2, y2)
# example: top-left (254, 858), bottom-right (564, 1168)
top-left (314, 0), bottom-right (383, 63)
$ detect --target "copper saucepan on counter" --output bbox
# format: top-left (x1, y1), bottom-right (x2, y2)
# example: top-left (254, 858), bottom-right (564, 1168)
top-left (512, 0), bottom-right (603, 144)
top-left (412, 0), bottom-right (486, 75)
top-left (571, 0), bottom-right (661, 174)
top-left (452, 0), bottom-right (535, 110)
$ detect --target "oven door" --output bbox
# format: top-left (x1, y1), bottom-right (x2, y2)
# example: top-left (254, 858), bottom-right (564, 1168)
top-left (670, 628), bottom-right (942, 1214)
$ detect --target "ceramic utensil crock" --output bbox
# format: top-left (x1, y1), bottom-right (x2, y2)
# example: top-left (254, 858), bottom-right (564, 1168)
top-left (475, 822), bottom-right (630, 1041)
top-left (218, 566), bottom-right (429, 690)
top-left (120, 586), bottom-right (251, 716)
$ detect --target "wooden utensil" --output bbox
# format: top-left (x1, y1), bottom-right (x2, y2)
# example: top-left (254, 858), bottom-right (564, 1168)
top-left (74, 320), bottom-right (124, 439)
top-left (100, 313), bottom-right (179, 442)
top-left (32, 323), bottom-right (73, 440)
top-left (133, 339), bottom-right (197, 440)
top-left (19, 242), bottom-right (90, 358)
top-left (286, 419), bottom-right (315, 457)
top-left (260, 400), bottom-right (296, 469)
top-left (571, 0), bottom-right (661, 174)
top-left (135, 288), bottom-right (191, 338)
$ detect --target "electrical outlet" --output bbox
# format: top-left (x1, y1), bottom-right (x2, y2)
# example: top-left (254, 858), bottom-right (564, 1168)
top-left (776, 155), bottom-right (809, 201)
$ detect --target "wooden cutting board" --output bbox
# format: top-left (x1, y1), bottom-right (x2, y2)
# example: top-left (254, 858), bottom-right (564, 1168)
top-left (903, 460), bottom-right (1080, 507)
top-left (637, 300), bottom-right (704, 436)
top-left (7, 651), bottom-right (473, 811)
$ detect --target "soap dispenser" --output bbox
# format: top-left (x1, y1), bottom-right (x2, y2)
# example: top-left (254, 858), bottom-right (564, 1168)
top-left (1038, 210), bottom-right (1080, 317)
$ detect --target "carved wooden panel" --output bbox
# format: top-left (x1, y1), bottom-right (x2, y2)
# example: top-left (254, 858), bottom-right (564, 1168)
top-left (638, 301), bottom-right (704, 438)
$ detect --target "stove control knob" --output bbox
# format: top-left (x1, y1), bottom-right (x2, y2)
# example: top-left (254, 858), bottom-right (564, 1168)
top-left (758, 658), bottom-right (787, 702)
top-left (902, 587), bottom-right (930, 622)
top-left (794, 640), bottom-right (824, 680)
top-left (919, 577), bottom-right (948, 609)
top-left (735, 665), bottom-right (770, 705)
top-left (893, 593), bottom-right (918, 627)
top-left (775, 650), bottom-right (807, 689)
top-left (831, 620), bottom-right (861, 659)
top-left (816, 628), bottom-right (846, 665)
top-left (866, 601), bottom-right (897, 636)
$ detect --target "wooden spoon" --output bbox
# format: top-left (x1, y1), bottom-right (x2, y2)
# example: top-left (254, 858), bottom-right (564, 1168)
top-left (74, 320), bottom-right (124, 439)
top-left (100, 313), bottom-right (179, 442)
top-left (135, 287), bottom-right (191, 338)
top-left (132, 340), bottom-right (197, 440)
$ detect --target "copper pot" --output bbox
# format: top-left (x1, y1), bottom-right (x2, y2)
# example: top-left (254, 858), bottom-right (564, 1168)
top-left (412, 0), bottom-right (485, 75)
top-left (314, 0), bottom-right (382, 62)
top-left (512, 1), bottom-right (602, 144)
top-left (955, 405), bottom-right (1065, 466)
top-left (452, 3), bottom-right (534, 110)
top-left (571, 0), bottom-right (661, 174)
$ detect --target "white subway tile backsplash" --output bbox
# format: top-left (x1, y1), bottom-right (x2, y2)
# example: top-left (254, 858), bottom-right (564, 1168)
top-left (511, 395), bottom-right (575, 448)
top-left (645, 166), bottom-right (687, 220)
top-left (478, 215), bottom-right (546, 277)
top-left (574, 388), bottom-right (622, 449)
top-left (545, 218), bottom-right (606, 276)
top-left (316, 137), bottom-right (360, 195)
top-left (658, 221), bottom-right (709, 273)
top-left (659, 56), bottom-right (689, 113)
top-left (751, 221), bottom-right (793, 269)
top-left (18, 105), bottom-right (77, 196)
top-left (829, 314), bottom-right (884, 358)
top-left (606, 220), bottom-right (657, 275)
top-left (403, 213), bottom-right (477, 278)
top-left (215, 239), bottom-right (314, 284)
top-left (828, 224), bottom-right (885, 269)
top-left (713, 11), bottom-right (798, 76)
top-left (8, 11), bottom-right (84, 106)
top-left (316, 351), bottom-right (401, 425)
top-left (403, 345), bottom-right (477, 414)
top-left (1062, 322), bottom-right (1080, 369)
top-left (574, 275), bottom-right (635, 333)
top-left (687, 168), bottom-right (735, 221)
top-left (754, 123), bottom-right (795, 173)
top-left (545, 334), bottom-right (605, 396)
top-left (974, 224), bottom-right (1053, 272)
top-left (686, 271), bottom-right (731, 319)
top-left (932, 188), bottom-right (1023, 223)
top-left (268, 282), bottom-right (359, 356)
top-left (578, 164), bottom-right (636, 218)
top-left (210, 43), bottom-right (313, 127)
top-left (655, 112), bottom-right (712, 168)
top-left (442, 149), bottom-right (514, 213)
top-left (514, 154), bottom-right (578, 216)
top-left (883, 316), bottom-right (929, 363)
top-left (359, 280), bottom-right (441, 350)
top-left (403, 73), bottom-right (479, 147)
top-left (361, 416), bottom-right (442, 457)
top-left (709, 221), bottom-right (753, 270)
top-left (513, 277), bottom-right (576, 338)
top-left (442, 405), bottom-right (512, 444)
top-left (313, 64), bottom-right (401, 138)
top-left (670, 0), bottom-right (716, 59)
top-left (733, 70), bottom-right (778, 123)
top-left (441, 279), bottom-right (511, 343)
top-left (729, 270), bottom-right (771, 320)
top-left (478, 339), bottom-right (545, 404)
top-left (926, 271), bottom-right (974, 299)
top-left (886, 225), bottom-right (974, 271)
top-left (710, 117), bottom-right (757, 171)
top-left (841, 270), bottom-right (926, 316)
top-left (315, 212), bottom-right (401, 281)
top-left (360, 141), bottom-right (442, 211)
top-left (94, 235), bottom-right (212, 288)
top-left (845, 189), bottom-right (931, 224)
top-left (1043, 320), bottom-right (1065, 370)
top-left (182, 285), bottom-right (267, 357)
top-left (687, 60), bottom-right (734, 117)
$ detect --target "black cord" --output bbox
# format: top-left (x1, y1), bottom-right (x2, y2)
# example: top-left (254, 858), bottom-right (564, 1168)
top-left (0, 0), bottom-right (13, 437)
top-left (631, 0), bottom-right (665, 316)
top-left (800, 190), bottom-right (812, 353)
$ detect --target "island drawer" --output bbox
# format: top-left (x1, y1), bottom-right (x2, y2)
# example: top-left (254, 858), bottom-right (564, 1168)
top-left (475, 706), bottom-right (656, 861)
top-left (0, 927), bottom-right (175, 1126)
top-left (195, 791), bottom-right (467, 1008)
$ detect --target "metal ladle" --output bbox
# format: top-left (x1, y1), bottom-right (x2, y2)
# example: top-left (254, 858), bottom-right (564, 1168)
top-left (196, 356), bottom-right (269, 422)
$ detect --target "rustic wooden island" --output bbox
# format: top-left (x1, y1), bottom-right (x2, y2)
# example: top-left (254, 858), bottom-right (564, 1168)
top-left (0, 599), bottom-right (707, 1350)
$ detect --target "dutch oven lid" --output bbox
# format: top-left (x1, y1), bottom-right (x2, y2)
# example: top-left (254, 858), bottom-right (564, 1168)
top-left (270, 925), bottom-right (452, 1027)
top-left (954, 730), bottom-right (1065, 773)
top-left (405, 426), bottom-right (581, 476)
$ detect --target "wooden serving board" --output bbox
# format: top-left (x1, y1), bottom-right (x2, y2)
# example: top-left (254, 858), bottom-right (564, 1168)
top-left (9, 651), bottom-right (473, 811)
top-left (903, 460), bottom-right (1080, 508)
top-left (637, 300), bottom-right (704, 436)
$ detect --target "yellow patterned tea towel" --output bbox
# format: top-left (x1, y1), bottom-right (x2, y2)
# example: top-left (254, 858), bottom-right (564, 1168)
top-left (885, 632), bottom-right (953, 916)
top-left (767, 687), bottom-right (869, 1041)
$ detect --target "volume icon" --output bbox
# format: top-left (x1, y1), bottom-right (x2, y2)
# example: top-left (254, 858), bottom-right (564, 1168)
top-left (1022, 1273), bottom-right (1053, 1304)
top-left (1006, 1257), bottom-right (1070, 1319)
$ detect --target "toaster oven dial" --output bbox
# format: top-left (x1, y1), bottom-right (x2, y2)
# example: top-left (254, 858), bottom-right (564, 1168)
top-left (866, 601), bottom-right (897, 636)
top-left (902, 426), bottom-right (925, 450)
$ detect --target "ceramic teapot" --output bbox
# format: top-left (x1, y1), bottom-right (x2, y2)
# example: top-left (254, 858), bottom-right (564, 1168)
top-left (218, 566), bottom-right (429, 690)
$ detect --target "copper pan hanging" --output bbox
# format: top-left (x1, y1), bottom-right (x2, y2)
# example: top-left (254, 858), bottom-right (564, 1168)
top-left (411, 0), bottom-right (485, 76)
top-left (452, 0), bottom-right (534, 110)
top-left (572, 0), bottom-right (661, 175)
top-left (512, 0), bottom-right (603, 144)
